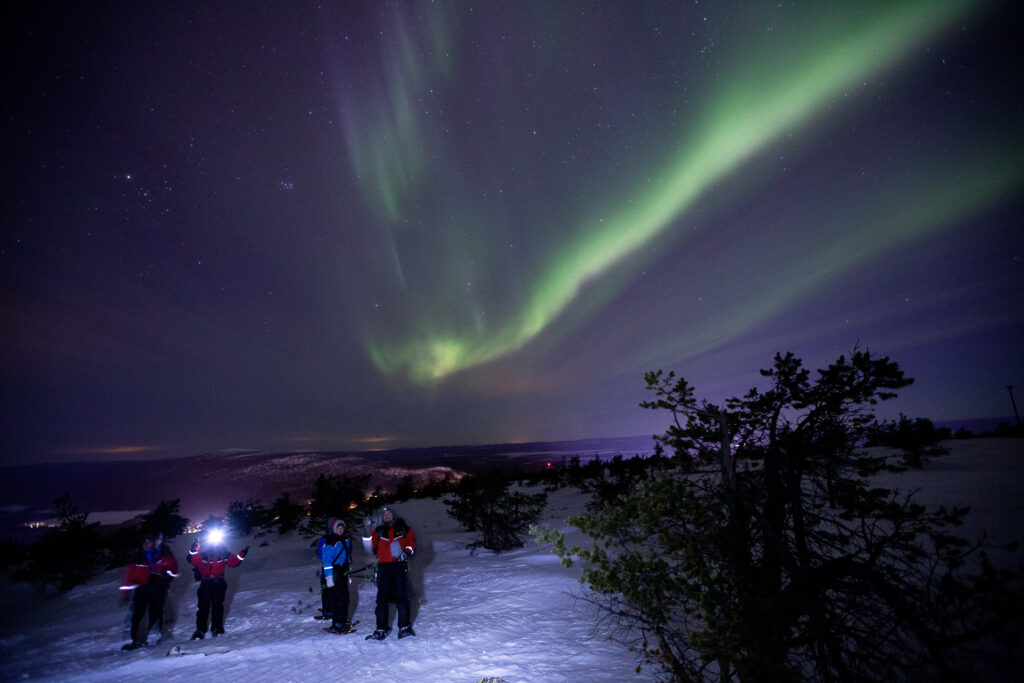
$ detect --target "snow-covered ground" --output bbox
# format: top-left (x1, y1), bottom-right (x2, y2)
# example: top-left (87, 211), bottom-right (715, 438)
top-left (0, 488), bottom-right (642, 682)
top-left (0, 438), bottom-right (1021, 682)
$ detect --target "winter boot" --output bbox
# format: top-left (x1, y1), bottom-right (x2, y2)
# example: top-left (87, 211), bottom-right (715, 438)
top-left (121, 639), bottom-right (147, 650)
top-left (398, 626), bottom-right (415, 639)
top-left (190, 630), bottom-right (205, 640)
top-left (211, 626), bottom-right (225, 637)
top-left (365, 628), bottom-right (389, 640)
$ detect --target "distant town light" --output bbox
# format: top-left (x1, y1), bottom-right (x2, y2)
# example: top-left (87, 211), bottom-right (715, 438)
top-left (24, 521), bottom-right (58, 529)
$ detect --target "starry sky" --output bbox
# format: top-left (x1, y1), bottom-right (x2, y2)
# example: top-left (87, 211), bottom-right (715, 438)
top-left (2, 1), bottom-right (1022, 464)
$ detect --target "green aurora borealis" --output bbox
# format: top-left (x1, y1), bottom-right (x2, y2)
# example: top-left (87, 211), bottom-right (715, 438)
top-left (2, 0), bottom-right (1022, 459)
top-left (352, 0), bottom-right (1021, 385)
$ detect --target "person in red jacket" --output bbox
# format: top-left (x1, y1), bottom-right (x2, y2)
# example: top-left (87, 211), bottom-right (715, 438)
top-left (365, 506), bottom-right (417, 640)
top-left (119, 535), bottom-right (177, 650)
top-left (188, 536), bottom-right (248, 639)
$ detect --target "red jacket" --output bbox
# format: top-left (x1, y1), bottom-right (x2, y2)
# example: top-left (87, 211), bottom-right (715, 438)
top-left (120, 546), bottom-right (179, 590)
top-left (153, 545), bottom-right (180, 580)
top-left (189, 547), bottom-right (244, 579)
top-left (371, 521), bottom-right (417, 563)
top-left (120, 562), bottom-right (151, 591)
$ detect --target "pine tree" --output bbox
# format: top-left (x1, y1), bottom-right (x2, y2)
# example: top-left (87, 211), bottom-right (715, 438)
top-left (537, 350), bottom-right (1024, 681)
top-left (304, 473), bottom-right (370, 536)
top-left (24, 494), bottom-right (106, 592)
top-left (226, 499), bottom-right (266, 536)
top-left (267, 492), bottom-right (305, 534)
top-left (446, 470), bottom-right (547, 553)
top-left (139, 498), bottom-right (189, 539)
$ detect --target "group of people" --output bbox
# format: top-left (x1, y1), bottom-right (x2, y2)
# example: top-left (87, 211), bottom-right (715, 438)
top-left (120, 530), bottom-right (249, 649)
top-left (319, 505), bottom-right (417, 640)
top-left (119, 505), bottom-right (416, 649)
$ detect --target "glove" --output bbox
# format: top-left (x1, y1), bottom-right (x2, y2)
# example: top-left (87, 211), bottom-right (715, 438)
top-left (325, 574), bottom-right (335, 588)
top-left (399, 548), bottom-right (413, 561)
top-left (190, 542), bottom-right (200, 553)
top-left (239, 545), bottom-right (250, 558)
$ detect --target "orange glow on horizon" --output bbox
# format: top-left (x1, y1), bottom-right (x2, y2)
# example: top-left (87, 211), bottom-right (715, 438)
top-left (355, 436), bottom-right (396, 444)
top-left (58, 445), bottom-right (163, 456)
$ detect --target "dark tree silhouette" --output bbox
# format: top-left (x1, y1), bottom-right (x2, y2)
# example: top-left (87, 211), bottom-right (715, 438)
top-left (226, 499), bottom-right (267, 536)
top-left (138, 498), bottom-right (190, 539)
top-left (267, 492), bottom-right (305, 535)
top-left (538, 350), bottom-right (1024, 681)
top-left (865, 413), bottom-right (951, 467)
top-left (23, 494), bottom-right (106, 593)
top-left (304, 474), bottom-right (370, 537)
top-left (446, 470), bottom-right (547, 553)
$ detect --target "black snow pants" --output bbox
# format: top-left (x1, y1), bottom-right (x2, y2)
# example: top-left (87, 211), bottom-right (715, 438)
top-left (129, 582), bottom-right (163, 642)
top-left (374, 561), bottom-right (411, 630)
top-left (196, 577), bottom-right (228, 633)
top-left (150, 576), bottom-right (170, 634)
top-left (329, 564), bottom-right (351, 627)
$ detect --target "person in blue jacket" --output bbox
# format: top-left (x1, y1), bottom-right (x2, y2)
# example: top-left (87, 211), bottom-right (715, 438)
top-left (317, 517), bottom-right (353, 633)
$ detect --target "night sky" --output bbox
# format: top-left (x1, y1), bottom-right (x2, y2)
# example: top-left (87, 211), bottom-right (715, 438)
top-left (3, 1), bottom-right (1022, 464)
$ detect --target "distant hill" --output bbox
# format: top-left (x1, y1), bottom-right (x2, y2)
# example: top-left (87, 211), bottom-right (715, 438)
top-left (935, 416), bottom-right (1018, 435)
top-left (0, 435), bottom-right (657, 540)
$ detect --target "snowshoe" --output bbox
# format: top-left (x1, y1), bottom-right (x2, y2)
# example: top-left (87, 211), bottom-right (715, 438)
top-left (398, 626), bottom-right (415, 639)
top-left (365, 628), bottom-right (389, 641)
top-left (333, 619), bottom-right (359, 629)
top-left (190, 630), bottom-right (205, 640)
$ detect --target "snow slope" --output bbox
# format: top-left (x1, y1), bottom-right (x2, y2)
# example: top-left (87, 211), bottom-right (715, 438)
top-left (0, 488), bottom-right (643, 682)
top-left (1, 438), bottom-right (1021, 682)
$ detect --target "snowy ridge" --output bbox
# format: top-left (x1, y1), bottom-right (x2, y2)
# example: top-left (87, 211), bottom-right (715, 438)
top-left (0, 488), bottom-right (642, 682)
